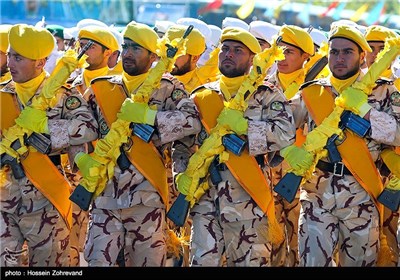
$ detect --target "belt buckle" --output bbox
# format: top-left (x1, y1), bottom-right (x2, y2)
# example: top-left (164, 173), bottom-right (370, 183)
top-left (333, 162), bottom-right (344, 177)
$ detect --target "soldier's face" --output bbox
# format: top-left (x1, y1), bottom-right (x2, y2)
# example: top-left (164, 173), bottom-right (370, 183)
top-left (170, 54), bottom-right (193, 76)
top-left (366, 41), bottom-right (385, 68)
top-left (121, 39), bottom-right (156, 76)
top-left (7, 48), bottom-right (44, 83)
top-left (219, 40), bottom-right (254, 78)
top-left (328, 38), bottom-right (365, 80)
top-left (0, 50), bottom-right (8, 75)
top-left (277, 42), bottom-right (309, 74)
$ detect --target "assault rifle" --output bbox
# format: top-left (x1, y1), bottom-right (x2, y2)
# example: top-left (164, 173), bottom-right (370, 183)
top-left (274, 110), bottom-right (370, 202)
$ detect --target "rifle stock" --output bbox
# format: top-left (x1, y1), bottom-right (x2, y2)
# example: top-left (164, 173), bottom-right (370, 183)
top-left (69, 184), bottom-right (93, 211)
top-left (273, 172), bottom-right (302, 203)
top-left (378, 188), bottom-right (400, 212)
top-left (166, 193), bottom-right (190, 227)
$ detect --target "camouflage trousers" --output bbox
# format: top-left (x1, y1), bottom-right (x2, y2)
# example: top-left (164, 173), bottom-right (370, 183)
top-left (298, 171), bottom-right (380, 267)
top-left (64, 170), bottom-right (88, 267)
top-left (0, 203), bottom-right (70, 267)
top-left (270, 194), bottom-right (300, 267)
top-left (189, 211), bottom-right (272, 267)
top-left (84, 205), bottom-right (167, 267)
top-left (69, 204), bottom-right (89, 266)
top-left (266, 163), bottom-right (300, 267)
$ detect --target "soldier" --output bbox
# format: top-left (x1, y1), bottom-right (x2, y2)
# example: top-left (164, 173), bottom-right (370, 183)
top-left (64, 24), bottom-right (120, 267)
top-left (175, 27), bottom-right (295, 266)
top-left (286, 24), bottom-right (400, 266)
top-left (249, 20), bottom-right (279, 77)
top-left (0, 25), bottom-right (12, 83)
top-left (77, 21), bottom-right (201, 266)
top-left (0, 24), bottom-right (98, 267)
top-left (365, 24), bottom-right (400, 267)
top-left (264, 25), bottom-right (315, 267)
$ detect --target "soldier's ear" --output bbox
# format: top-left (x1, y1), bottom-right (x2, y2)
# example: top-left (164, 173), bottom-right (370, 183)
top-left (36, 57), bottom-right (47, 69)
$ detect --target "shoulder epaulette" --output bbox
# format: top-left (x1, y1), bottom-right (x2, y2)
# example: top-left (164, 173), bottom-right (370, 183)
top-left (375, 77), bottom-right (393, 85)
top-left (0, 78), bottom-right (12, 87)
top-left (258, 80), bottom-right (275, 91)
top-left (299, 79), bottom-right (326, 90)
top-left (90, 75), bottom-right (120, 85)
top-left (192, 80), bottom-right (220, 94)
top-left (161, 72), bottom-right (175, 82)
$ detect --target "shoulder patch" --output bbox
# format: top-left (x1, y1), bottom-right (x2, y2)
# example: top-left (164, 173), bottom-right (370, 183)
top-left (171, 89), bottom-right (185, 101)
top-left (197, 127), bottom-right (208, 145)
top-left (390, 91), bottom-right (400, 106)
top-left (99, 118), bottom-right (110, 136)
top-left (270, 101), bottom-right (284, 111)
top-left (65, 96), bottom-right (81, 110)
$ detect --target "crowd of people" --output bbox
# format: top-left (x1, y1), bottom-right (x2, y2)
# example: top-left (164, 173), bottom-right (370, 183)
top-left (0, 15), bottom-right (399, 268)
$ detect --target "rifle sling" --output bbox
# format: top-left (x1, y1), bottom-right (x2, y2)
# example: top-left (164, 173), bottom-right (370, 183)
top-left (91, 80), bottom-right (169, 209)
top-left (193, 89), bottom-right (275, 216)
top-left (301, 84), bottom-right (383, 205)
top-left (1, 92), bottom-right (72, 229)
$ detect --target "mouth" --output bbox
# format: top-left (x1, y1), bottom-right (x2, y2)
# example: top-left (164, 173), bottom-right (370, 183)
top-left (123, 60), bottom-right (135, 67)
top-left (221, 59), bottom-right (234, 66)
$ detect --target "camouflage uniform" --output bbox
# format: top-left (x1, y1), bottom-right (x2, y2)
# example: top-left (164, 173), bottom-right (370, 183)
top-left (0, 77), bottom-right (98, 267)
top-left (378, 73), bottom-right (400, 267)
top-left (83, 74), bottom-right (200, 267)
top-left (188, 81), bottom-right (295, 267)
top-left (65, 68), bottom-right (114, 267)
top-left (263, 73), bottom-right (301, 267)
top-left (290, 76), bottom-right (400, 266)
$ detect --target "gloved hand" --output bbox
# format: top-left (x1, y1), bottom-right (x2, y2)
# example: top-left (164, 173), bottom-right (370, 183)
top-left (335, 87), bottom-right (372, 117)
top-left (15, 106), bottom-right (49, 134)
top-left (217, 108), bottom-right (248, 135)
top-left (381, 149), bottom-right (400, 178)
top-left (386, 176), bottom-right (400, 191)
top-left (74, 152), bottom-right (103, 180)
top-left (117, 99), bottom-right (157, 126)
top-left (175, 172), bottom-right (192, 196)
top-left (281, 145), bottom-right (314, 175)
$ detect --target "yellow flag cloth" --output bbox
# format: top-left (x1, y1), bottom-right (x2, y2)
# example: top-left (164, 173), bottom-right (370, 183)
top-left (236, 0), bottom-right (255, 19)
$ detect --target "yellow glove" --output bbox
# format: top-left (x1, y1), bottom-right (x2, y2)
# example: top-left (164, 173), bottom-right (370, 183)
top-left (217, 108), bottom-right (248, 135)
top-left (117, 99), bottom-right (157, 126)
top-left (381, 149), bottom-right (400, 178)
top-left (14, 106), bottom-right (49, 134)
top-left (281, 145), bottom-right (314, 176)
top-left (335, 87), bottom-right (372, 117)
top-left (385, 176), bottom-right (400, 191)
top-left (175, 172), bottom-right (193, 196)
top-left (75, 152), bottom-right (104, 184)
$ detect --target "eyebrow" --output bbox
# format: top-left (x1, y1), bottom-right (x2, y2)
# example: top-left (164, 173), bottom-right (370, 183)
top-left (330, 47), bottom-right (355, 52)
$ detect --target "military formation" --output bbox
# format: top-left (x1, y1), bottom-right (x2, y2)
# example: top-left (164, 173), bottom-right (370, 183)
top-left (0, 14), bottom-right (399, 268)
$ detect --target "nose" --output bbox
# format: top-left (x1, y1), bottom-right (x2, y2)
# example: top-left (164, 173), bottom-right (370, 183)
top-left (336, 52), bottom-right (345, 62)
top-left (224, 49), bottom-right (234, 58)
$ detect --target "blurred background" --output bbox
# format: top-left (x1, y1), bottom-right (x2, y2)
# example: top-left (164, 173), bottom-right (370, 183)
top-left (1, 0), bottom-right (399, 31)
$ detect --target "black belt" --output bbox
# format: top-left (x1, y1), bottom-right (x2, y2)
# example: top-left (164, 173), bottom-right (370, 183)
top-left (316, 160), bottom-right (352, 177)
